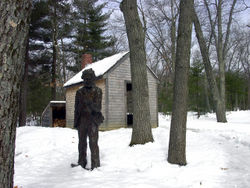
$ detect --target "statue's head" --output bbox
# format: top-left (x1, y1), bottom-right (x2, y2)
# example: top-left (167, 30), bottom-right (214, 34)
top-left (81, 68), bottom-right (96, 88)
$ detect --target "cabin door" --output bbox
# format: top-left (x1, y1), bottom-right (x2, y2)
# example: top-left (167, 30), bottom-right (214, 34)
top-left (126, 82), bottom-right (133, 127)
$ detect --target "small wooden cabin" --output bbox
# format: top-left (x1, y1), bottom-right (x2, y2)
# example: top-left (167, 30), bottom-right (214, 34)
top-left (63, 52), bottom-right (158, 130)
top-left (41, 101), bottom-right (66, 127)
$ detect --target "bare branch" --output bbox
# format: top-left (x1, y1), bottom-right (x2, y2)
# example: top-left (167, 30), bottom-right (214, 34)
top-left (223, 0), bottom-right (237, 58)
top-left (203, 0), bottom-right (218, 49)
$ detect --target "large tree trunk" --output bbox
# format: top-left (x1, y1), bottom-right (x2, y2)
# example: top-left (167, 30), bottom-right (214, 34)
top-left (167, 0), bottom-right (194, 165)
top-left (0, 1), bottom-right (31, 187)
top-left (19, 39), bottom-right (29, 127)
top-left (120, 0), bottom-right (154, 146)
top-left (248, 76), bottom-right (250, 109)
top-left (193, 10), bottom-right (227, 122)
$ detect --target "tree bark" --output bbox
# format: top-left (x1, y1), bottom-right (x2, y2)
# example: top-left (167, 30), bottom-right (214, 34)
top-left (120, 0), bottom-right (154, 146)
top-left (19, 38), bottom-right (29, 127)
top-left (167, 0), bottom-right (194, 165)
top-left (0, 1), bottom-right (31, 187)
top-left (193, 10), bottom-right (227, 122)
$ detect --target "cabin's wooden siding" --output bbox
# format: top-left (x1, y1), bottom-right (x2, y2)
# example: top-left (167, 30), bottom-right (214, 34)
top-left (65, 85), bottom-right (79, 128)
top-left (106, 58), bottom-right (131, 128)
top-left (147, 69), bottom-right (158, 128)
top-left (107, 58), bottom-right (158, 129)
top-left (65, 79), bottom-right (106, 128)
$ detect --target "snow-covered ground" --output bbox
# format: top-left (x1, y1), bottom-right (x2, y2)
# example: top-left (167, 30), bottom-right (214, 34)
top-left (14, 111), bottom-right (250, 188)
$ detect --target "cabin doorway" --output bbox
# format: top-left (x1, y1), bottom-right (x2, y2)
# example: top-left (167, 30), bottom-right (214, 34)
top-left (126, 82), bottom-right (133, 127)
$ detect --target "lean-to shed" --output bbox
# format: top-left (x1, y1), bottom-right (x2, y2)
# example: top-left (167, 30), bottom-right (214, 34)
top-left (63, 52), bottom-right (158, 130)
top-left (41, 101), bottom-right (66, 127)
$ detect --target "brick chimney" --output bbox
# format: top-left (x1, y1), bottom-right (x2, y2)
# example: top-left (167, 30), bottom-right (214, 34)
top-left (81, 53), bottom-right (92, 69)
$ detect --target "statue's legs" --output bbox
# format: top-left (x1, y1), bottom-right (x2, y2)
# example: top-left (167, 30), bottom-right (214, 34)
top-left (78, 125), bottom-right (88, 168)
top-left (88, 124), bottom-right (100, 169)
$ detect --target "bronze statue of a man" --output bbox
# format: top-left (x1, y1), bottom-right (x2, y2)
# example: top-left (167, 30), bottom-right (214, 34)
top-left (73, 68), bottom-right (104, 169)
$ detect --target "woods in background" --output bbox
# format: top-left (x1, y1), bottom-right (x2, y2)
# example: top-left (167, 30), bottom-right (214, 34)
top-left (1, 0), bottom-right (249, 186)
top-left (19, 0), bottom-right (250, 125)
top-left (143, 0), bottom-right (249, 117)
top-left (21, 0), bottom-right (116, 125)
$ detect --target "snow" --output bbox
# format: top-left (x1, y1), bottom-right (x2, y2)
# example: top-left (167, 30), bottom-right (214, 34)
top-left (50, 101), bottom-right (66, 103)
top-left (63, 51), bottom-right (129, 87)
top-left (14, 111), bottom-right (250, 188)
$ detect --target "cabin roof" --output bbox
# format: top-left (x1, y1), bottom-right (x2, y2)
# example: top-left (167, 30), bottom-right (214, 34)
top-left (63, 51), bottom-right (158, 88)
top-left (63, 51), bottom-right (129, 87)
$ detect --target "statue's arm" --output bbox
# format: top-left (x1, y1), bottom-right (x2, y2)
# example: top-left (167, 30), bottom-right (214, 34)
top-left (91, 88), bottom-right (102, 112)
top-left (91, 88), bottom-right (104, 125)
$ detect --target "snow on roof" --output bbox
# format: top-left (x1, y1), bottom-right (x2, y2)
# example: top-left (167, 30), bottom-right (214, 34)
top-left (50, 101), bottom-right (66, 103)
top-left (64, 51), bottom-right (129, 87)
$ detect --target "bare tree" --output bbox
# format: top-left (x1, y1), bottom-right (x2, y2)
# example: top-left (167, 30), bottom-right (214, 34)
top-left (120, 0), bottom-right (154, 146)
top-left (0, 1), bottom-right (31, 187)
top-left (167, 0), bottom-right (194, 165)
top-left (195, 0), bottom-right (239, 122)
top-left (145, 0), bottom-right (179, 82)
top-left (140, 0), bottom-right (180, 113)
top-left (193, 9), bottom-right (227, 123)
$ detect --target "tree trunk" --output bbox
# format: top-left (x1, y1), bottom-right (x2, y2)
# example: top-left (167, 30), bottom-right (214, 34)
top-left (235, 93), bottom-right (239, 110)
top-left (58, 38), bottom-right (66, 100)
top-left (193, 10), bottom-right (227, 122)
top-left (248, 76), bottom-right (250, 109)
top-left (204, 74), bottom-right (211, 112)
top-left (0, 1), bottom-right (31, 187)
top-left (120, 0), bottom-right (154, 146)
top-left (51, 0), bottom-right (58, 100)
top-left (216, 0), bottom-right (227, 121)
top-left (170, 0), bottom-right (176, 80)
top-left (19, 38), bottom-right (29, 127)
top-left (167, 0), bottom-right (194, 165)
top-left (61, 38), bottom-right (66, 84)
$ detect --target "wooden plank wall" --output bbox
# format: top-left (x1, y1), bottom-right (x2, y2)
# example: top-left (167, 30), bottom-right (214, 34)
top-left (107, 58), bottom-right (158, 129)
top-left (65, 80), bottom-right (106, 128)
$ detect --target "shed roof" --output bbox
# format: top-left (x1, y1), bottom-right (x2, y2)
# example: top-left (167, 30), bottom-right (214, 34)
top-left (50, 101), bottom-right (66, 107)
top-left (64, 51), bottom-right (129, 87)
